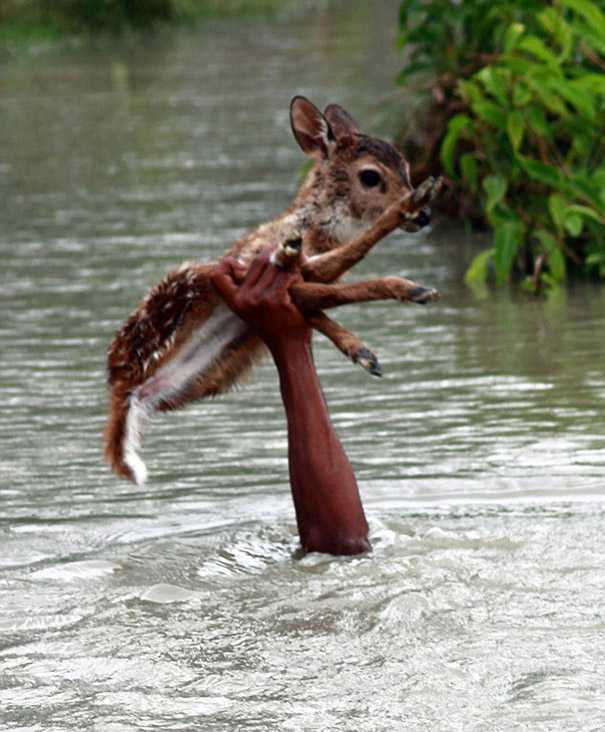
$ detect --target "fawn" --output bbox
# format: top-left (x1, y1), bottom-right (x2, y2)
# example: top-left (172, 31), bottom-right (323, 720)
top-left (105, 96), bottom-right (442, 485)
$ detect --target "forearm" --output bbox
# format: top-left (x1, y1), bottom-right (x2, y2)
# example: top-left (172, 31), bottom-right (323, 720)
top-left (270, 340), bottom-right (370, 555)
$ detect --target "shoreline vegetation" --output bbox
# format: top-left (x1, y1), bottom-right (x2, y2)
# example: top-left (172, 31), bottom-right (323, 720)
top-left (3, 1), bottom-right (603, 294)
top-left (397, 0), bottom-right (605, 293)
top-left (0, 0), bottom-right (288, 54)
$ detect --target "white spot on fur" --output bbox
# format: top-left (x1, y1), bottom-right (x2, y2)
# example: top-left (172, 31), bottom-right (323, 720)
top-left (124, 396), bottom-right (150, 486)
top-left (331, 215), bottom-right (367, 244)
top-left (121, 304), bottom-right (246, 484)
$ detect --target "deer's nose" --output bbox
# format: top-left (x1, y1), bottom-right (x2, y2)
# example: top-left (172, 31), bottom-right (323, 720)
top-left (415, 209), bottom-right (431, 228)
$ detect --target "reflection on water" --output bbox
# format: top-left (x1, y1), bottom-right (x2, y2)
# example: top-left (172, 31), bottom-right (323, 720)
top-left (1, 2), bottom-right (605, 729)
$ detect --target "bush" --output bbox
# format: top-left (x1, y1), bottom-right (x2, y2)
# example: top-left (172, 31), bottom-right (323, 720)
top-left (0, 0), bottom-right (285, 41)
top-left (398, 0), bottom-right (605, 291)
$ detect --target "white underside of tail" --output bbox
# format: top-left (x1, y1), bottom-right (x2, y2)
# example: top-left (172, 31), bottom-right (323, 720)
top-left (124, 397), bottom-right (150, 486)
top-left (123, 304), bottom-right (246, 486)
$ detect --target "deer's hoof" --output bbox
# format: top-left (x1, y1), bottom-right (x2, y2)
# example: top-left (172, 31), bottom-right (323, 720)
top-left (409, 286), bottom-right (440, 304)
top-left (411, 177), bottom-right (434, 206)
top-left (430, 176), bottom-right (444, 201)
top-left (354, 347), bottom-right (382, 377)
top-left (412, 176), bottom-right (444, 207)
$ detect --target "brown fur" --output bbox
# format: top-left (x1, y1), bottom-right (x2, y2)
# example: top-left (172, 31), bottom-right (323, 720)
top-left (105, 97), bottom-right (440, 483)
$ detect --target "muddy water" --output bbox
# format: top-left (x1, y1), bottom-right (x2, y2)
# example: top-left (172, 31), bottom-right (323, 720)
top-left (1, 3), bottom-right (605, 730)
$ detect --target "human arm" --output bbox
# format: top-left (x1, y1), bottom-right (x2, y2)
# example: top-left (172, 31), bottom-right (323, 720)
top-left (211, 252), bottom-right (370, 555)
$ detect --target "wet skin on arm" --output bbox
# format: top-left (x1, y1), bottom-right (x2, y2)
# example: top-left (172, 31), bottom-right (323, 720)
top-left (211, 251), bottom-right (370, 556)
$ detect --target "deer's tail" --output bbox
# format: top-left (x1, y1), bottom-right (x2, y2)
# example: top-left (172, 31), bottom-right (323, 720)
top-left (104, 385), bottom-right (150, 486)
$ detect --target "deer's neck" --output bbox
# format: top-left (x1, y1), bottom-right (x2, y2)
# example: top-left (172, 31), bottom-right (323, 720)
top-left (284, 167), bottom-right (364, 255)
top-left (232, 166), bottom-right (362, 260)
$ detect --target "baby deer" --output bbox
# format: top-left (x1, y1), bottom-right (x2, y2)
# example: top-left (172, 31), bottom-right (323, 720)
top-left (105, 96), bottom-right (442, 485)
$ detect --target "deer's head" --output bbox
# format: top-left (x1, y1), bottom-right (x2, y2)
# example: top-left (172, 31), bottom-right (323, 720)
top-left (290, 96), bottom-right (430, 239)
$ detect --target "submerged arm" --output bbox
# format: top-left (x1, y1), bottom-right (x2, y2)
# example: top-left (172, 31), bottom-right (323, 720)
top-left (211, 253), bottom-right (370, 555)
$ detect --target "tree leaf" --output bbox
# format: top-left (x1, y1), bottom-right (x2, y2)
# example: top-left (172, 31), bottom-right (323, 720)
top-left (548, 193), bottom-right (568, 231)
top-left (477, 67), bottom-right (508, 104)
top-left (538, 7), bottom-right (573, 59)
top-left (504, 22), bottom-right (525, 52)
top-left (548, 78), bottom-right (595, 118)
top-left (534, 229), bottom-right (566, 282)
top-left (494, 220), bottom-right (523, 286)
top-left (564, 213), bottom-right (584, 236)
top-left (527, 77), bottom-right (569, 116)
top-left (460, 152), bottom-right (479, 191)
top-left (440, 114), bottom-right (471, 176)
top-left (564, 204), bottom-right (604, 223)
top-left (465, 248), bottom-right (494, 289)
top-left (519, 157), bottom-right (562, 187)
top-left (471, 101), bottom-right (507, 129)
top-left (513, 83), bottom-right (532, 107)
top-left (518, 35), bottom-right (560, 66)
top-left (561, 0), bottom-right (605, 37)
top-left (525, 106), bottom-right (551, 137)
top-left (483, 175), bottom-right (508, 217)
top-left (507, 110), bottom-right (525, 151)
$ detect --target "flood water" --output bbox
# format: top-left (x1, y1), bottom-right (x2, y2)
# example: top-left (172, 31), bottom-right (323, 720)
top-left (2, 2), bottom-right (605, 730)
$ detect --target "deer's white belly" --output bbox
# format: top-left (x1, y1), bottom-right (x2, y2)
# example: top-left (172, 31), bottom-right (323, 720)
top-left (124, 303), bottom-right (246, 485)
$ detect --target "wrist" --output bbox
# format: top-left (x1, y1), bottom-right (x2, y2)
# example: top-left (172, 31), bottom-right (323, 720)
top-left (267, 333), bottom-right (312, 367)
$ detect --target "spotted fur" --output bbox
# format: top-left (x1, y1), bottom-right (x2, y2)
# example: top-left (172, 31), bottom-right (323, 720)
top-left (105, 96), bottom-right (431, 484)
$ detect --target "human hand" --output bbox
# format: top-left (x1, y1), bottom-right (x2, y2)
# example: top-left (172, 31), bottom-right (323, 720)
top-left (211, 248), bottom-right (312, 353)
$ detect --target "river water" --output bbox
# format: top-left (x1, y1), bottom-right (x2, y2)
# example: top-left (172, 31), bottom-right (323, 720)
top-left (1, 3), bottom-right (605, 730)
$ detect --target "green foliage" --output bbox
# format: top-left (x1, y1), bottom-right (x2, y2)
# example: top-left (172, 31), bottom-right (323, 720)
top-left (399, 0), bottom-right (605, 291)
top-left (0, 0), bottom-right (285, 48)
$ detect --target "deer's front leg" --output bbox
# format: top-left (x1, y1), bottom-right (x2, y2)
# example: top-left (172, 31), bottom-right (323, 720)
top-left (292, 276), bottom-right (439, 311)
top-left (307, 311), bottom-right (382, 377)
top-left (302, 176), bottom-right (443, 283)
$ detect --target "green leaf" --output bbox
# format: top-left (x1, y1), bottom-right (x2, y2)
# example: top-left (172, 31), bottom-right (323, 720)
top-left (513, 83), bottom-right (532, 107)
top-left (518, 35), bottom-right (560, 66)
top-left (507, 110), bottom-right (525, 151)
top-left (548, 248), bottom-right (567, 283)
top-left (534, 229), bottom-right (566, 282)
top-left (477, 67), bottom-right (508, 104)
top-left (519, 157), bottom-right (562, 187)
top-left (494, 221), bottom-right (523, 286)
top-left (576, 73), bottom-right (605, 94)
top-left (548, 78), bottom-right (595, 118)
top-left (538, 7), bottom-right (573, 59)
top-left (564, 213), bottom-right (584, 236)
top-left (440, 114), bottom-right (471, 177)
top-left (527, 77), bottom-right (569, 116)
top-left (471, 101), bottom-right (506, 129)
top-left (564, 204), bottom-right (604, 223)
top-left (460, 153), bottom-right (479, 191)
top-left (504, 22), bottom-right (525, 52)
top-left (548, 193), bottom-right (568, 231)
top-left (459, 80), bottom-right (484, 107)
top-left (483, 175), bottom-right (508, 217)
top-left (561, 0), bottom-right (605, 37)
top-left (525, 106), bottom-right (551, 137)
top-left (465, 248), bottom-right (494, 289)
top-left (586, 252), bottom-right (605, 277)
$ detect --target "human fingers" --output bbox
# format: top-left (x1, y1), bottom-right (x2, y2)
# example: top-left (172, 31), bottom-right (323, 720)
top-left (222, 256), bottom-right (247, 283)
top-left (242, 247), bottom-right (273, 289)
top-left (210, 259), bottom-right (240, 304)
top-left (252, 254), bottom-right (286, 294)
top-left (265, 268), bottom-right (302, 304)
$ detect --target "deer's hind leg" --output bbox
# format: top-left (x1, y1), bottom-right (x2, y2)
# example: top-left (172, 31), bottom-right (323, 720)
top-left (307, 311), bottom-right (382, 377)
top-left (292, 277), bottom-right (439, 312)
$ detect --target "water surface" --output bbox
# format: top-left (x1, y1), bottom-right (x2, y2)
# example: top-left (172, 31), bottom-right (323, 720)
top-left (1, 3), bottom-right (605, 730)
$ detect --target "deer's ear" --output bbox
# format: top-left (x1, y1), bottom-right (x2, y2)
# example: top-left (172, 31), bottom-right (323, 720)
top-left (324, 104), bottom-right (361, 140)
top-left (290, 96), bottom-right (334, 159)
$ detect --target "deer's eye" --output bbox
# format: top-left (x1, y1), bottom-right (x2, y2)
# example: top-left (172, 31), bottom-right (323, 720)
top-left (359, 169), bottom-right (382, 188)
